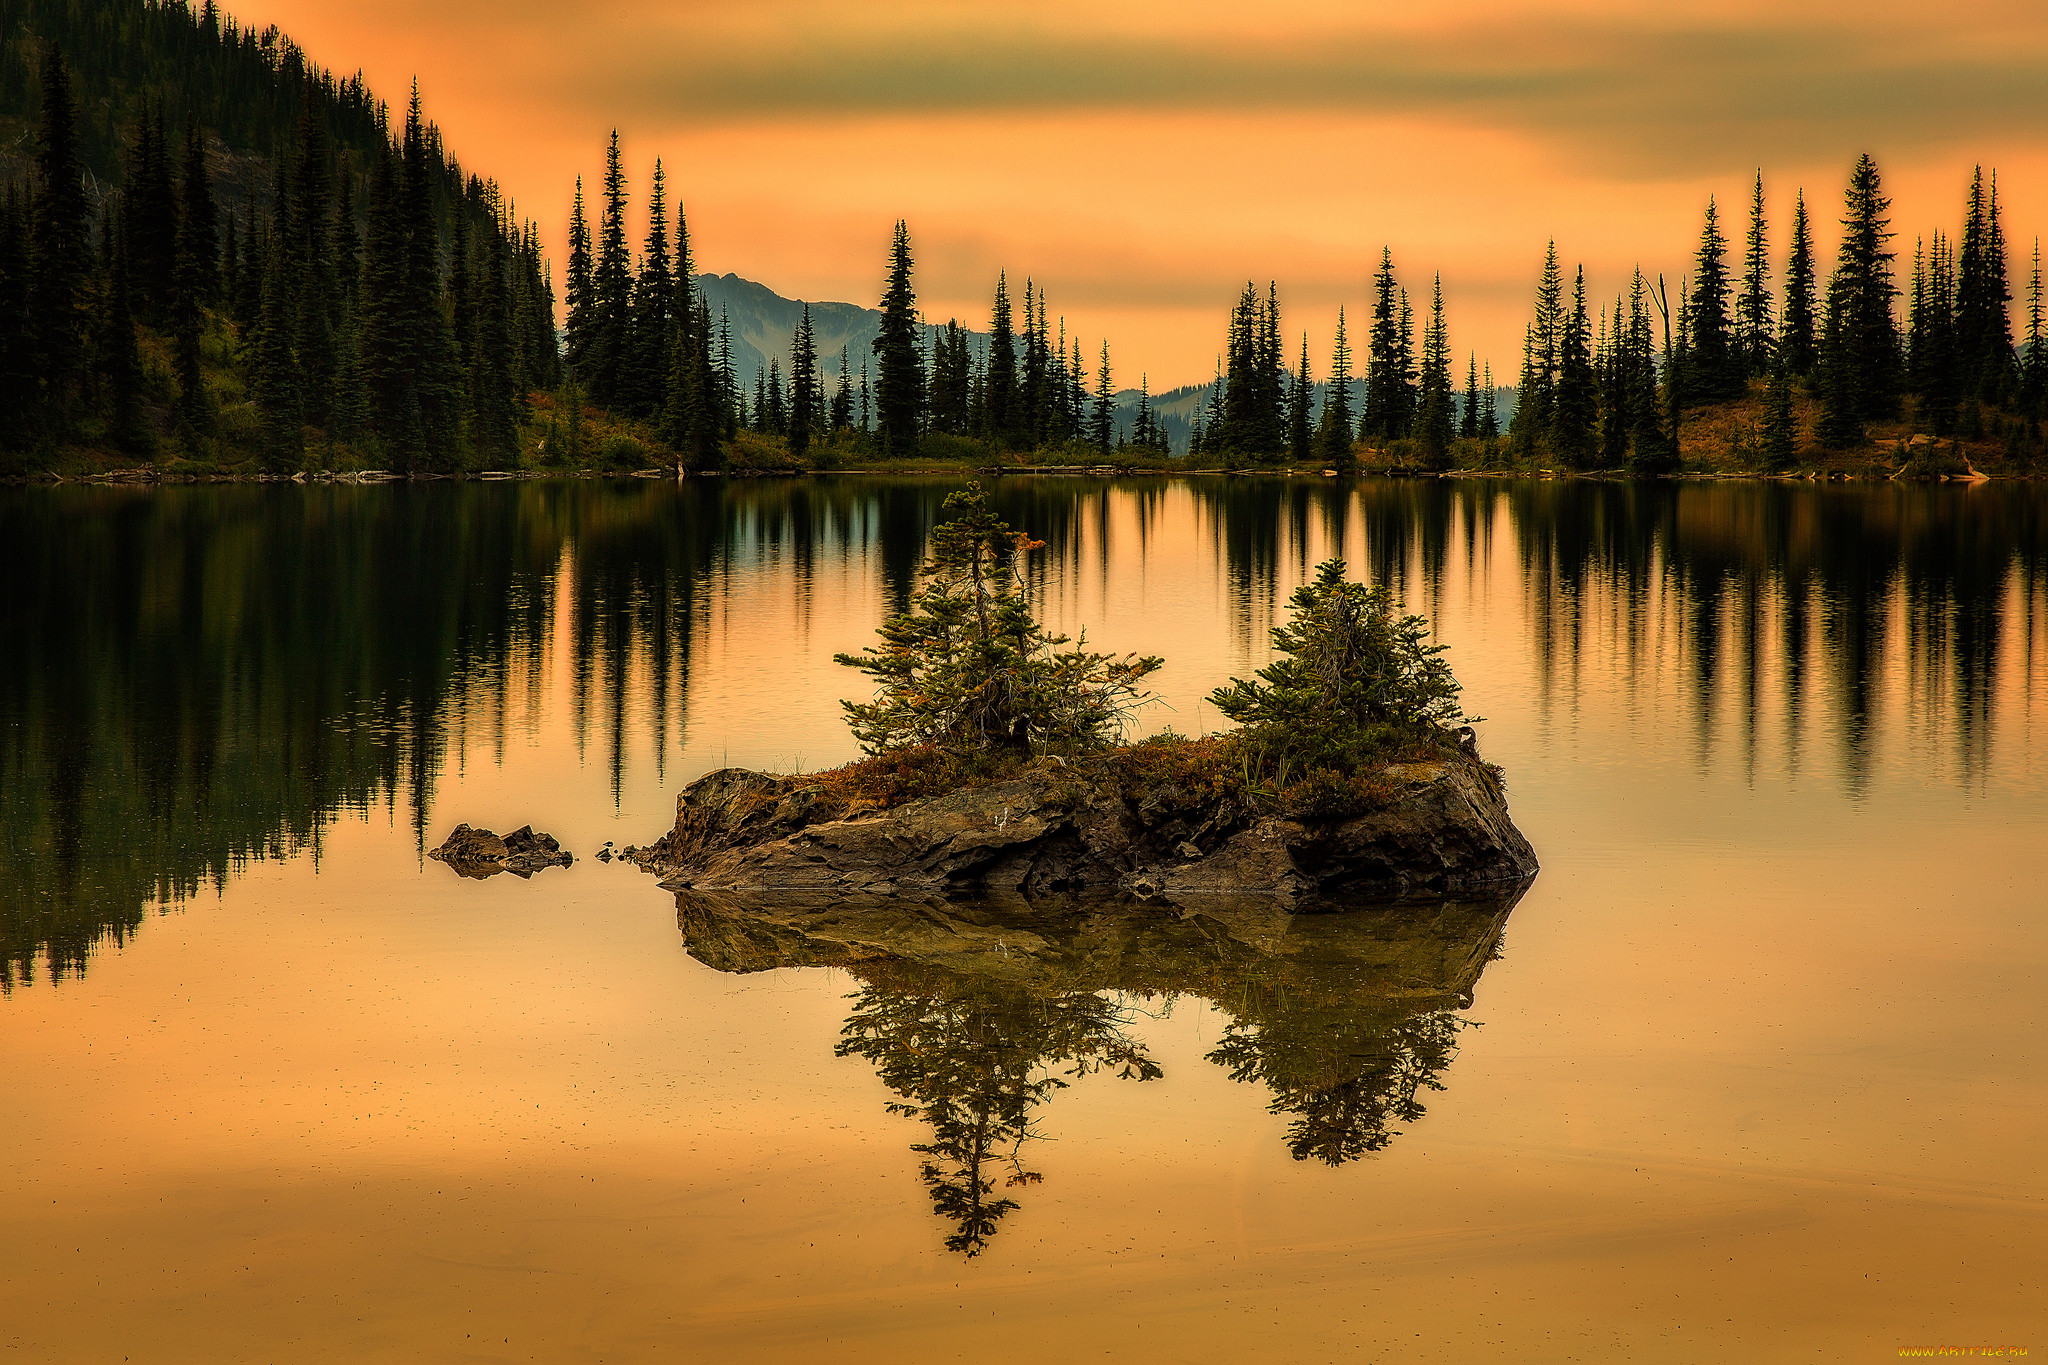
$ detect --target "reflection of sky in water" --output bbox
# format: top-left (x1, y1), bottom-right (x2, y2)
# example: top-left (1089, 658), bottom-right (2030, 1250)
top-left (0, 478), bottom-right (2043, 1359)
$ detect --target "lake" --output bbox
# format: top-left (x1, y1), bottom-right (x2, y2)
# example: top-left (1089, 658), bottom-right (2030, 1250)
top-left (2, 475), bottom-right (2043, 1361)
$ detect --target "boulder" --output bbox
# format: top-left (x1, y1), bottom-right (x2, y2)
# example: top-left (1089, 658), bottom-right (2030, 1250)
top-left (627, 752), bottom-right (1535, 910)
top-left (428, 822), bottom-right (574, 878)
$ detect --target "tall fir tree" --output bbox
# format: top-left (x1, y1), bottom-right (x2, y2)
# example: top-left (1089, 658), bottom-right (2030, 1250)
top-left (1511, 242), bottom-right (1563, 451)
top-left (1817, 152), bottom-right (1902, 437)
top-left (1686, 197), bottom-right (1740, 400)
top-left (1316, 307), bottom-right (1356, 469)
top-left (30, 47), bottom-right (94, 437)
top-left (1288, 333), bottom-right (1314, 463)
top-left (1089, 341), bottom-right (1114, 453)
top-left (789, 303), bottom-right (821, 456)
top-left (1736, 172), bottom-right (1774, 378)
top-left (172, 120), bottom-right (216, 434)
top-left (1415, 275), bottom-right (1454, 468)
top-left (871, 221), bottom-right (925, 455)
top-left (1781, 191), bottom-right (1818, 377)
top-left (1551, 266), bottom-right (1598, 466)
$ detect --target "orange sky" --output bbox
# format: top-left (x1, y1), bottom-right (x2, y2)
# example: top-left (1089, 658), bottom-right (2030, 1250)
top-left (242, 0), bottom-right (2048, 388)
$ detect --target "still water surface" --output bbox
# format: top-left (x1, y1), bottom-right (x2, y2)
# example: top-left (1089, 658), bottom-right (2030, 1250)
top-left (2, 477), bottom-right (2044, 1360)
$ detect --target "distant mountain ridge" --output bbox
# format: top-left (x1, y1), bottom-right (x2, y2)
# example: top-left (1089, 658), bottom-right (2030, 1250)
top-left (698, 273), bottom-right (1518, 453)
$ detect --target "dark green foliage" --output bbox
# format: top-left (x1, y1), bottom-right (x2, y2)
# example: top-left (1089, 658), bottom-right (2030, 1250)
top-left (1551, 266), bottom-right (1597, 466)
top-left (835, 966), bottom-right (1158, 1256)
top-left (30, 46), bottom-right (94, 439)
top-left (1361, 250), bottom-right (1416, 443)
top-left (836, 484), bottom-right (1161, 758)
top-left (788, 304), bottom-right (821, 456)
top-left (1760, 369), bottom-right (1797, 470)
top-left (1737, 172), bottom-right (1774, 377)
top-left (871, 221), bottom-right (925, 456)
top-left (1415, 276), bottom-right (1454, 469)
top-left (1209, 559), bottom-right (1465, 779)
top-left (1955, 167), bottom-right (2016, 404)
top-left (1818, 153), bottom-right (1902, 432)
top-left (101, 228), bottom-right (150, 454)
top-left (1287, 334), bottom-right (1314, 463)
top-left (2023, 241), bottom-right (2046, 417)
top-left (1216, 281), bottom-right (1286, 459)
top-left (1089, 341), bottom-right (1114, 454)
top-left (1511, 243), bottom-right (1562, 452)
top-left (1781, 192), bottom-right (1818, 377)
top-left (1685, 197), bottom-right (1742, 401)
top-left (1316, 307), bottom-right (1356, 470)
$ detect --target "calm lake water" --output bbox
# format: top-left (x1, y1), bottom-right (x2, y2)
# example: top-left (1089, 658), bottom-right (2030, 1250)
top-left (3, 476), bottom-right (2044, 1361)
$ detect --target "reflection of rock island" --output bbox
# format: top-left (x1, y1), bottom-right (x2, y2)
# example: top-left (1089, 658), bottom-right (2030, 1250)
top-left (674, 886), bottom-right (1524, 1255)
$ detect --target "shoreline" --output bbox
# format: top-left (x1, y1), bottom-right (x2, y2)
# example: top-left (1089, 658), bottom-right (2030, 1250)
top-left (4, 464), bottom-right (2026, 487)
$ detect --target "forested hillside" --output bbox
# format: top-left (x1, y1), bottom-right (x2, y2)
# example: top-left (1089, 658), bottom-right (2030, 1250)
top-left (0, 0), bottom-right (557, 472)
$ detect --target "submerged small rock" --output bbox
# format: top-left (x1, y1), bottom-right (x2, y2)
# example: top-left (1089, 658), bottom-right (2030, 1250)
top-left (626, 750), bottom-right (1535, 910)
top-left (428, 823), bottom-right (573, 879)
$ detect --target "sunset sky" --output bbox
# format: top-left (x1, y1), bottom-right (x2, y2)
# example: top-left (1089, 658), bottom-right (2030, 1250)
top-left (247, 0), bottom-right (2048, 388)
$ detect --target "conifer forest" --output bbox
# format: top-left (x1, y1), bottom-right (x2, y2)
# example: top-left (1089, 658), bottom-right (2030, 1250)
top-left (3, 0), bottom-right (2047, 478)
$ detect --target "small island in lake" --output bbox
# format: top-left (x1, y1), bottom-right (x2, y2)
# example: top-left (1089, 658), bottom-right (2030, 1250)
top-left (630, 485), bottom-right (1535, 907)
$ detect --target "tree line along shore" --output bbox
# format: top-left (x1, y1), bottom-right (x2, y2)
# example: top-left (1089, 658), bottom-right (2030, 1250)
top-left (3, 0), bottom-right (2045, 482)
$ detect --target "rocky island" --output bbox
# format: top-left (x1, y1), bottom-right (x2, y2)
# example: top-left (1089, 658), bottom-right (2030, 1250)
top-left (626, 748), bottom-right (1532, 908)
top-left (629, 485), bottom-right (1536, 909)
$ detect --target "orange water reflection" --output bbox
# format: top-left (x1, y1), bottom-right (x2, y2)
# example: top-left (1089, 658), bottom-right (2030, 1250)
top-left (2, 477), bottom-right (2043, 1359)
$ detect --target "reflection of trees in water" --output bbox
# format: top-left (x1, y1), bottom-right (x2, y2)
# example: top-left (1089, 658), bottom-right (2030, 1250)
top-left (675, 889), bottom-right (1517, 1255)
top-left (835, 962), bottom-right (1161, 1256)
top-left (1208, 1003), bottom-right (1466, 1167)
top-left (1195, 479), bottom-right (2046, 790)
top-left (9, 476), bottom-right (2041, 987)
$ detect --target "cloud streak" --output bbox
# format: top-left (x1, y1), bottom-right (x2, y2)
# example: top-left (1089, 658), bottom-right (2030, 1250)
top-left (579, 15), bottom-right (2048, 171)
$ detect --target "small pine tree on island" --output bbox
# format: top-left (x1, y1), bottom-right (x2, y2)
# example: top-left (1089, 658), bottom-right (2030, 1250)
top-left (1209, 559), bottom-right (1470, 787)
top-left (836, 484), bottom-right (1162, 760)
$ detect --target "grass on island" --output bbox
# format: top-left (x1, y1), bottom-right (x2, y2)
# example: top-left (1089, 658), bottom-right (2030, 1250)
top-left (782, 727), bottom-right (1460, 824)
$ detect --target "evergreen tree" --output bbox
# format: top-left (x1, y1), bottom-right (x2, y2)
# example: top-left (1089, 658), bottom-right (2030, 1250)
top-left (974, 276), bottom-right (1007, 446)
top-left (629, 158), bottom-right (672, 416)
top-left (1760, 368), bottom-right (1797, 470)
top-left (250, 240), bottom-right (302, 467)
top-left (289, 94), bottom-right (334, 429)
top-left (1510, 242), bottom-right (1563, 452)
top-left (1288, 333), bottom-right (1314, 463)
top-left (1479, 363), bottom-right (1498, 441)
top-left (1686, 197), bottom-right (1740, 400)
top-left (1781, 191), bottom-right (1818, 377)
top-left (1955, 166), bottom-right (2016, 404)
top-left (565, 177), bottom-right (593, 377)
top-left (2022, 239), bottom-right (2045, 416)
top-left (789, 303), bottom-right (821, 456)
top-left (871, 220), bottom-right (925, 455)
top-left (30, 47), bottom-right (94, 438)
top-left (1551, 266), bottom-right (1598, 466)
top-left (1316, 309), bottom-right (1357, 469)
top-left (1737, 172), bottom-right (1774, 377)
top-left (124, 101), bottom-right (178, 323)
top-left (1089, 340), bottom-right (1114, 454)
top-left (1459, 353), bottom-right (1480, 440)
top-left (831, 344), bottom-right (855, 431)
top-left (588, 131), bottom-right (632, 406)
top-left (101, 225), bottom-right (149, 453)
top-left (0, 186), bottom-right (36, 451)
top-left (1818, 153), bottom-right (1902, 429)
top-left (399, 88), bottom-right (459, 464)
top-left (172, 120), bottom-right (216, 434)
top-left (1362, 248), bottom-right (1415, 441)
top-left (470, 218), bottom-right (517, 462)
top-left (1415, 275), bottom-right (1454, 468)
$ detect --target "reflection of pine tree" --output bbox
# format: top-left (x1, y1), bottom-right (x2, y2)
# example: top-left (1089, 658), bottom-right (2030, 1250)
top-left (835, 968), bottom-right (1160, 1256)
top-left (1206, 1005), bottom-right (1466, 1166)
